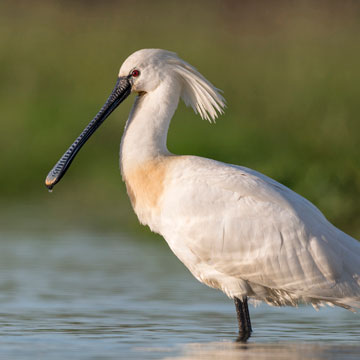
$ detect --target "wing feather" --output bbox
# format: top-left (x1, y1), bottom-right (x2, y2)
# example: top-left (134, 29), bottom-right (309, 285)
top-left (159, 156), bottom-right (360, 307)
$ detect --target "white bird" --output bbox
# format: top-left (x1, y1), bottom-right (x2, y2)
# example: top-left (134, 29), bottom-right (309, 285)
top-left (46, 49), bottom-right (360, 341)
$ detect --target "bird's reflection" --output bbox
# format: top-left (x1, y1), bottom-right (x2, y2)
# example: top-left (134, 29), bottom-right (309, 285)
top-left (163, 341), bottom-right (360, 360)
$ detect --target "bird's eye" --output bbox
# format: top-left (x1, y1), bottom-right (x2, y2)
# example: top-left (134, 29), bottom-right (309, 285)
top-left (131, 69), bottom-right (140, 77)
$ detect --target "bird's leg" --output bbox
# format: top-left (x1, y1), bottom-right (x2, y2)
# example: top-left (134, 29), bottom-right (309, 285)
top-left (234, 296), bottom-right (252, 342)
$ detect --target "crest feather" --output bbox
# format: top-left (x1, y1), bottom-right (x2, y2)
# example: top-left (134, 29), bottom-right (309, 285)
top-left (169, 58), bottom-right (226, 122)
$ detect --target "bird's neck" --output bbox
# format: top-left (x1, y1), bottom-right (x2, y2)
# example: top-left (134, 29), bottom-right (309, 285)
top-left (120, 78), bottom-right (181, 173)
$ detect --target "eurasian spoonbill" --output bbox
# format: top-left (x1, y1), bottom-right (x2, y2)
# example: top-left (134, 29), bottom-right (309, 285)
top-left (46, 49), bottom-right (360, 341)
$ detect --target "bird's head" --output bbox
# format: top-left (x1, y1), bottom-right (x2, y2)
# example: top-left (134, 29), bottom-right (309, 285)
top-left (119, 49), bottom-right (225, 120)
top-left (45, 49), bottom-right (225, 190)
top-left (118, 49), bottom-right (164, 94)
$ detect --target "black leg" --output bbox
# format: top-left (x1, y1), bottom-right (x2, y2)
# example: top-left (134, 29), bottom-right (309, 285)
top-left (234, 296), bottom-right (252, 342)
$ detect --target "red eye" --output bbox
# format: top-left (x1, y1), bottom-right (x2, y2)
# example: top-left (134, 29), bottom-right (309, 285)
top-left (131, 69), bottom-right (140, 77)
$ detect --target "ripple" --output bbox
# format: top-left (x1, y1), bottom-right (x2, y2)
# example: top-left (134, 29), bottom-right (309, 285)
top-left (0, 231), bottom-right (359, 359)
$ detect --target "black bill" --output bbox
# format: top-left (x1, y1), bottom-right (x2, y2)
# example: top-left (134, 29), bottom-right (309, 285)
top-left (45, 76), bottom-right (131, 190)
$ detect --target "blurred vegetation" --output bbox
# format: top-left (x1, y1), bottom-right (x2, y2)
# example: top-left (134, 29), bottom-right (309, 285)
top-left (1, 0), bottom-right (360, 237)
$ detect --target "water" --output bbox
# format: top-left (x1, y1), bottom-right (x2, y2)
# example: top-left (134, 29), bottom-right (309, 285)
top-left (0, 231), bottom-right (359, 359)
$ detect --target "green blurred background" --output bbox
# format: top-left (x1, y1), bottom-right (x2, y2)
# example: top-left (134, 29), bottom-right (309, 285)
top-left (1, 0), bottom-right (360, 237)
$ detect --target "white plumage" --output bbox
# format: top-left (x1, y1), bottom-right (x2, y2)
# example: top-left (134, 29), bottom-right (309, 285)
top-left (46, 49), bottom-right (360, 338)
top-left (119, 49), bottom-right (360, 311)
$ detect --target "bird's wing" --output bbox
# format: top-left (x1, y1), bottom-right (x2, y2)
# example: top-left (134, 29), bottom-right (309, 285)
top-left (160, 156), bottom-right (360, 306)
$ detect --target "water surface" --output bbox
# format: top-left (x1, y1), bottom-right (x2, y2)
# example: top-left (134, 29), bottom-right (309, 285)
top-left (0, 231), bottom-right (359, 359)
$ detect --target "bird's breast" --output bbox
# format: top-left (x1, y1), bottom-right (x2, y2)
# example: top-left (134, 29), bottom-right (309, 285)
top-left (122, 156), bottom-right (177, 228)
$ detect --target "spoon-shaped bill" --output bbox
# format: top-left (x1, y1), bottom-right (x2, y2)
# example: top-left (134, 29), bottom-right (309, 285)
top-left (45, 77), bottom-right (131, 190)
